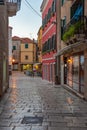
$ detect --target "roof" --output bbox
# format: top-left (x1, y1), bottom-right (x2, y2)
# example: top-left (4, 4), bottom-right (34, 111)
top-left (12, 36), bottom-right (21, 41)
top-left (21, 38), bottom-right (33, 43)
top-left (12, 36), bottom-right (33, 43)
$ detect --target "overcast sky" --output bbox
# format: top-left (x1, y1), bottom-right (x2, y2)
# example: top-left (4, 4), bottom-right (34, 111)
top-left (9, 0), bottom-right (43, 40)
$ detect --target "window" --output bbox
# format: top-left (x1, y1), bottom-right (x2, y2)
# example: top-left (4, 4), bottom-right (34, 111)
top-left (61, 16), bottom-right (66, 39)
top-left (48, 39), bottom-right (50, 51)
top-left (25, 55), bottom-right (28, 60)
top-left (61, 0), bottom-right (65, 6)
top-left (61, 16), bottom-right (66, 27)
top-left (52, 0), bottom-right (56, 14)
top-left (13, 46), bottom-right (16, 50)
top-left (50, 37), bottom-right (53, 50)
top-left (47, 8), bottom-right (51, 22)
top-left (52, 34), bottom-right (56, 50)
top-left (25, 43), bottom-right (28, 48)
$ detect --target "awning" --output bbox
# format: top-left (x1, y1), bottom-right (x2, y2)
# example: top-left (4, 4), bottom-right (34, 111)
top-left (56, 40), bottom-right (87, 56)
top-left (33, 63), bottom-right (42, 66)
top-left (20, 62), bottom-right (33, 65)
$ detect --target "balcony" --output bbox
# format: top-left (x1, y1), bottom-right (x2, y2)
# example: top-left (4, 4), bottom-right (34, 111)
top-left (6, 0), bottom-right (21, 17)
top-left (62, 16), bottom-right (87, 45)
top-left (62, 0), bottom-right (87, 45)
top-left (0, 0), bottom-right (4, 5)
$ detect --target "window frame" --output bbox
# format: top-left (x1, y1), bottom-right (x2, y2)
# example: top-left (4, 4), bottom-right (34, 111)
top-left (25, 55), bottom-right (28, 60)
top-left (25, 43), bottom-right (28, 49)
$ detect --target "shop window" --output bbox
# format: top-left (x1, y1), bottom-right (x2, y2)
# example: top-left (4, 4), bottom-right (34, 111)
top-left (80, 55), bottom-right (84, 93)
top-left (72, 56), bottom-right (79, 91)
top-left (67, 57), bottom-right (73, 87)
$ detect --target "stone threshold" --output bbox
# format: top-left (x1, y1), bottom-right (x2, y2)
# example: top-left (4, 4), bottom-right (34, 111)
top-left (62, 84), bottom-right (85, 100)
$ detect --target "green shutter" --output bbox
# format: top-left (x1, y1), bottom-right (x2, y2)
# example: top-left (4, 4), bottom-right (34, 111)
top-left (52, 0), bottom-right (56, 15)
top-left (25, 44), bottom-right (28, 48)
top-left (61, 0), bottom-right (64, 6)
top-left (13, 46), bottom-right (16, 50)
top-left (54, 34), bottom-right (56, 50)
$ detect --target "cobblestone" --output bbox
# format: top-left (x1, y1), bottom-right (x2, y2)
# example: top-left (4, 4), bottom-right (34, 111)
top-left (0, 71), bottom-right (87, 130)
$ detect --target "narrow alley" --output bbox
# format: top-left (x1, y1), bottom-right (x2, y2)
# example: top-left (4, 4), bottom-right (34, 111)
top-left (0, 72), bottom-right (87, 130)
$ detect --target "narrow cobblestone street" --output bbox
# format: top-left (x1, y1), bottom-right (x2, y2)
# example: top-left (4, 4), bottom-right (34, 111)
top-left (0, 72), bottom-right (87, 130)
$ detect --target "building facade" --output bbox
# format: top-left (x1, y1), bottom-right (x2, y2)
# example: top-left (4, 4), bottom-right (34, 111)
top-left (8, 26), bottom-right (12, 72)
top-left (33, 27), bottom-right (43, 76)
top-left (0, 0), bottom-right (21, 97)
top-left (20, 38), bottom-right (36, 72)
top-left (12, 36), bottom-right (21, 70)
top-left (41, 0), bottom-right (57, 83)
top-left (37, 26), bottom-right (42, 63)
top-left (57, 0), bottom-right (87, 99)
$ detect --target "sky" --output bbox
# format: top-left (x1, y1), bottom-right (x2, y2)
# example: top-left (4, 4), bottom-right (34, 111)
top-left (9, 0), bottom-right (43, 40)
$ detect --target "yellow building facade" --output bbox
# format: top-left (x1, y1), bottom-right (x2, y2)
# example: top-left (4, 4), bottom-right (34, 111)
top-left (20, 38), bottom-right (36, 71)
top-left (37, 27), bottom-right (42, 63)
top-left (32, 26), bottom-right (42, 76)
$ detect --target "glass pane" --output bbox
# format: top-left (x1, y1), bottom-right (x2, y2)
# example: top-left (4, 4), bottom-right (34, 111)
top-left (72, 56), bottom-right (79, 92)
top-left (80, 55), bottom-right (84, 93)
top-left (67, 57), bottom-right (73, 87)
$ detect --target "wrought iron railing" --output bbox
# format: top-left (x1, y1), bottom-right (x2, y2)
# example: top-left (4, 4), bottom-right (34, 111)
top-left (6, 0), bottom-right (21, 11)
top-left (0, 0), bottom-right (4, 5)
top-left (62, 16), bottom-right (87, 42)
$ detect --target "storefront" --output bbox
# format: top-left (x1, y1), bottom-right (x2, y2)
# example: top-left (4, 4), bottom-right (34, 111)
top-left (66, 53), bottom-right (84, 94)
top-left (42, 62), bottom-right (55, 82)
top-left (57, 41), bottom-right (87, 98)
top-left (33, 63), bottom-right (42, 76)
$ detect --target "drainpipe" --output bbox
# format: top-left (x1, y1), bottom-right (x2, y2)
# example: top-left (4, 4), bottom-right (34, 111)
top-left (55, 0), bottom-right (61, 84)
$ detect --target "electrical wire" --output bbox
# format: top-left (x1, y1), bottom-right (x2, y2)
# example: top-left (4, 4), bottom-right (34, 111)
top-left (24, 0), bottom-right (42, 18)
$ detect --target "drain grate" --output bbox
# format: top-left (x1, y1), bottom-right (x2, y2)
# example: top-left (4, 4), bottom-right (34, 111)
top-left (21, 116), bottom-right (43, 124)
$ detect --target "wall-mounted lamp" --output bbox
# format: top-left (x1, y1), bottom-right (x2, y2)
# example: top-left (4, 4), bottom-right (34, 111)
top-left (67, 57), bottom-right (73, 63)
top-left (12, 59), bottom-right (15, 63)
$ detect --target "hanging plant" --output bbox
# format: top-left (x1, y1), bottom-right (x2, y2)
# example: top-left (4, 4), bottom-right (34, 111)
top-left (62, 20), bottom-right (84, 42)
top-left (63, 25), bottom-right (75, 42)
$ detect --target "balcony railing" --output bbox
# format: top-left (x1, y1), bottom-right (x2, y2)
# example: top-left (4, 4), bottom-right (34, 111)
top-left (6, 0), bottom-right (21, 10)
top-left (62, 16), bottom-right (87, 45)
top-left (6, 0), bottom-right (21, 16)
top-left (0, 0), bottom-right (4, 5)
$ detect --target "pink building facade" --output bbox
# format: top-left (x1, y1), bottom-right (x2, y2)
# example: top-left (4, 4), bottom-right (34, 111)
top-left (41, 0), bottom-right (57, 83)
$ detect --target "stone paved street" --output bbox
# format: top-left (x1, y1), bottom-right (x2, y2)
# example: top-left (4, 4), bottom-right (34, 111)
top-left (0, 71), bottom-right (87, 130)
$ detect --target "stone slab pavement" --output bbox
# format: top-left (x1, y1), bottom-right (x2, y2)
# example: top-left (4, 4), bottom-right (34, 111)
top-left (0, 71), bottom-right (87, 130)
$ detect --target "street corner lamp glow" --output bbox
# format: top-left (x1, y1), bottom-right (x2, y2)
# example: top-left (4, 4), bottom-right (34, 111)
top-left (12, 59), bottom-right (15, 63)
